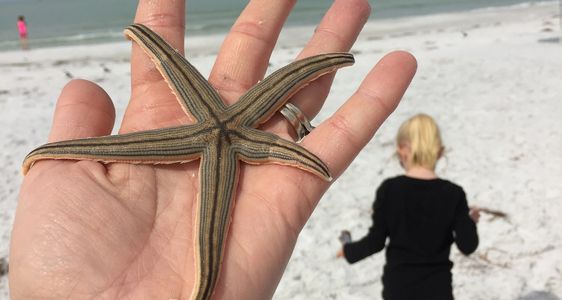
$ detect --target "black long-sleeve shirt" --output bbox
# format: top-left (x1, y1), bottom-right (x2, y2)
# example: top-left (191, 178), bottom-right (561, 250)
top-left (343, 175), bottom-right (478, 300)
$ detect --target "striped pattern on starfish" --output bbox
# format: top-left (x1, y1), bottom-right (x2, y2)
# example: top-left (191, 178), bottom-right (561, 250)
top-left (22, 24), bottom-right (354, 300)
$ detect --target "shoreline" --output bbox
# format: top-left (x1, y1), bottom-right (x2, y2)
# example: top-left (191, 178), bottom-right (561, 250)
top-left (0, 1), bottom-right (557, 57)
top-left (0, 0), bottom-right (548, 52)
top-left (1, 1), bottom-right (561, 299)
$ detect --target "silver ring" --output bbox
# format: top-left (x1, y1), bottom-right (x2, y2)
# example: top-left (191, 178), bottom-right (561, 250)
top-left (280, 103), bottom-right (315, 142)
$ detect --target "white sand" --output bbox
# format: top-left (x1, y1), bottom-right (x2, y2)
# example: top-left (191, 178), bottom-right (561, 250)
top-left (1, 2), bottom-right (561, 299)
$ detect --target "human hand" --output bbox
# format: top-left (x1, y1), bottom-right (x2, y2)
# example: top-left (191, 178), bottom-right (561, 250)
top-left (469, 206), bottom-right (481, 223)
top-left (336, 248), bottom-right (345, 259)
top-left (9, 0), bottom-right (416, 299)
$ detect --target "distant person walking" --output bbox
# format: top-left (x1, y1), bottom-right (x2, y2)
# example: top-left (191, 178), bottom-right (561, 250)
top-left (337, 114), bottom-right (480, 300)
top-left (17, 15), bottom-right (29, 50)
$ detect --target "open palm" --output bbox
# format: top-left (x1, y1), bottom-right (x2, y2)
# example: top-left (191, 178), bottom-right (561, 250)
top-left (9, 0), bottom-right (416, 299)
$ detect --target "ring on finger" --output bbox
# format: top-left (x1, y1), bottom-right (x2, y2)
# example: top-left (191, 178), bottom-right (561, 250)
top-left (280, 102), bottom-right (315, 142)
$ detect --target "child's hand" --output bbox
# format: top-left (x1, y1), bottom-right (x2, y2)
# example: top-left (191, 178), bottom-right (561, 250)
top-left (469, 206), bottom-right (481, 223)
top-left (336, 248), bottom-right (344, 258)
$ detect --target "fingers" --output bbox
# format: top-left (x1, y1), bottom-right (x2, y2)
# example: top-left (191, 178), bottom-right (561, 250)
top-left (240, 52), bottom-right (416, 235)
top-left (262, 0), bottom-right (371, 136)
top-left (122, 0), bottom-right (371, 135)
top-left (209, 0), bottom-right (296, 104)
top-left (48, 79), bottom-right (115, 143)
top-left (122, 0), bottom-right (187, 133)
top-left (131, 0), bottom-right (185, 66)
top-left (294, 0), bottom-right (371, 108)
top-left (298, 0), bottom-right (371, 58)
top-left (131, 0), bottom-right (186, 81)
top-left (306, 51), bottom-right (417, 181)
top-left (210, 0), bottom-right (370, 107)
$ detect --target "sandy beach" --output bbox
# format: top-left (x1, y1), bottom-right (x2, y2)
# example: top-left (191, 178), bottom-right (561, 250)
top-left (1, 2), bottom-right (561, 299)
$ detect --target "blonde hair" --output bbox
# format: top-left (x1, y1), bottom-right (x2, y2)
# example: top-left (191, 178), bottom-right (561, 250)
top-left (396, 114), bottom-right (443, 170)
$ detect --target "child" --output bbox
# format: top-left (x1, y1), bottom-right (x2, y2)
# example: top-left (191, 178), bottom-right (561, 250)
top-left (337, 114), bottom-right (480, 300)
top-left (17, 15), bottom-right (29, 50)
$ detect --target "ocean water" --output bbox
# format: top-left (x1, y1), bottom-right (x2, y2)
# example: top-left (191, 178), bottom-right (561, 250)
top-left (0, 0), bottom-right (538, 51)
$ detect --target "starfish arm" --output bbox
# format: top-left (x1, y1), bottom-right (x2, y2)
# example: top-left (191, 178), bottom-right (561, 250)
top-left (22, 124), bottom-right (209, 174)
top-left (232, 128), bottom-right (332, 181)
top-left (192, 143), bottom-right (239, 300)
top-left (125, 24), bottom-right (226, 122)
top-left (228, 53), bottom-right (354, 128)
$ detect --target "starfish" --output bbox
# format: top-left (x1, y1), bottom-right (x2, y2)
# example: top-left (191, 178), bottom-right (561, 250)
top-left (22, 24), bottom-right (354, 300)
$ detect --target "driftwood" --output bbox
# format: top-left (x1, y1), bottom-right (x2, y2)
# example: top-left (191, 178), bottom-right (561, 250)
top-left (476, 207), bottom-right (508, 219)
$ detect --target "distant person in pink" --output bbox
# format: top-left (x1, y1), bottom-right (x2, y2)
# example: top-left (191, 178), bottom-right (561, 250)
top-left (17, 15), bottom-right (29, 50)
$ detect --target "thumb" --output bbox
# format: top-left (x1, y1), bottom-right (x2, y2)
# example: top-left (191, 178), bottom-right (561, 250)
top-left (48, 79), bottom-right (115, 142)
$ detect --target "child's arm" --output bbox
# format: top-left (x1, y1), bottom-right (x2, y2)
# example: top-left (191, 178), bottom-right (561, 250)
top-left (453, 189), bottom-right (479, 255)
top-left (342, 184), bottom-right (388, 263)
